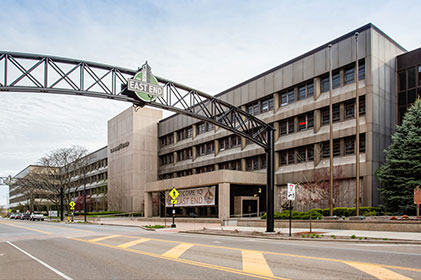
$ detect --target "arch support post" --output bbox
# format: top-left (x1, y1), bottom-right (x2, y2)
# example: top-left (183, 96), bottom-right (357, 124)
top-left (266, 129), bottom-right (275, 232)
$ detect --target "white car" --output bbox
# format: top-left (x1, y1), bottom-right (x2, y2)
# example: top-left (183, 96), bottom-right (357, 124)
top-left (30, 213), bottom-right (45, 221)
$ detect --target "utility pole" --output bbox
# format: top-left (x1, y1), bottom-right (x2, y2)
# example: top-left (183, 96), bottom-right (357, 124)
top-left (84, 166), bottom-right (87, 223)
top-left (328, 44), bottom-right (334, 216)
top-left (266, 129), bottom-right (275, 232)
top-left (355, 32), bottom-right (360, 216)
top-left (60, 186), bottom-right (64, 221)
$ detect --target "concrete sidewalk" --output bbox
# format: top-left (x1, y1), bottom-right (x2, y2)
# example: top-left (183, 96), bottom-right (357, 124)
top-left (90, 217), bottom-right (421, 241)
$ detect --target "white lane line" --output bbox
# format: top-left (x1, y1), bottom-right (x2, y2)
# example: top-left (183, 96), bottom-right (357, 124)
top-left (7, 241), bottom-right (73, 280)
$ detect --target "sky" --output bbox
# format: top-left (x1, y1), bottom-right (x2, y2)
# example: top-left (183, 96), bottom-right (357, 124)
top-left (0, 0), bottom-right (420, 206)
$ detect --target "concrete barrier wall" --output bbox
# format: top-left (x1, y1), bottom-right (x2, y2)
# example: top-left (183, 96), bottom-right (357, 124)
top-left (238, 219), bottom-right (421, 232)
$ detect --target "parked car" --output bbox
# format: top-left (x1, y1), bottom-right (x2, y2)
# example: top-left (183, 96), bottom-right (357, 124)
top-left (10, 213), bottom-right (17, 219)
top-left (22, 213), bottom-right (31, 220)
top-left (15, 213), bottom-right (23, 220)
top-left (30, 213), bottom-right (45, 221)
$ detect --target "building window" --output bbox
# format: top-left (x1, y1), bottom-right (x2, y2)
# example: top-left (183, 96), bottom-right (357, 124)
top-left (344, 66), bottom-right (355, 85)
top-left (288, 90), bottom-right (295, 103)
top-left (418, 66), bottom-right (421, 87)
top-left (360, 133), bottom-right (366, 153)
top-left (280, 120), bottom-right (287, 136)
top-left (307, 145), bottom-right (314, 161)
top-left (247, 104), bottom-right (253, 115)
top-left (261, 99), bottom-right (269, 112)
top-left (307, 83), bottom-right (314, 98)
top-left (253, 103), bottom-right (259, 115)
top-left (358, 59), bottom-right (365, 80)
top-left (307, 112), bottom-right (314, 129)
top-left (321, 76), bottom-right (330, 93)
top-left (298, 86), bottom-right (306, 100)
top-left (345, 136), bottom-right (355, 155)
top-left (359, 95), bottom-right (366, 115)
top-left (333, 104), bottom-right (340, 122)
top-left (322, 142), bottom-right (330, 158)
top-left (231, 135), bottom-right (241, 147)
top-left (288, 118), bottom-right (295, 134)
top-left (281, 93), bottom-right (288, 106)
top-left (298, 115), bottom-right (307, 131)
top-left (332, 72), bottom-right (340, 89)
top-left (287, 149), bottom-right (295, 164)
top-left (297, 147), bottom-right (306, 163)
top-left (322, 107), bottom-right (330, 125)
top-left (333, 139), bottom-right (340, 156)
top-left (408, 67), bottom-right (416, 89)
top-left (399, 70), bottom-right (406, 92)
top-left (280, 151), bottom-right (287, 165)
top-left (408, 89), bottom-right (417, 105)
top-left (345, 100), bottom-right (355, 119)
top-left (198, 122), bottom-right (206, 135)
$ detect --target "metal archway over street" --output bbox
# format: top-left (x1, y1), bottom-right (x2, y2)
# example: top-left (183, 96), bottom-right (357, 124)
top-left (0, 51), bottom-right (275, 232)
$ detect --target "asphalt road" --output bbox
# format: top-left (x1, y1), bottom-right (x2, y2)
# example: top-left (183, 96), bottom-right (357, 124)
top-left (0, 219), bottom-right (420, 280)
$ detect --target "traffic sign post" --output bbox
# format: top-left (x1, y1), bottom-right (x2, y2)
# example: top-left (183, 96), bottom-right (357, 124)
top-left (287, 183), bottom-right (296, 237)
top-left (169, 187), bottom-right (179, 228)
top-left (69, 201), bottom-right (75, 223)
top-left (414, 186), bottom-right (421, 218)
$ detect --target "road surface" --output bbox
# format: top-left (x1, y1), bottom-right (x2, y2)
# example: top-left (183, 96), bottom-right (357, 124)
top-left (0, 219), bottom-right (419, 279)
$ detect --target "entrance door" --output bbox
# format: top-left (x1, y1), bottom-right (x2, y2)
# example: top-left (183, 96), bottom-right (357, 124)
top-left (242, 199), bottom-right (258, 217)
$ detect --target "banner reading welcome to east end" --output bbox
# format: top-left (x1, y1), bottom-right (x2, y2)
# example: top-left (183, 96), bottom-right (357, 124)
top-left (165, 186), bottom-right (216, 207)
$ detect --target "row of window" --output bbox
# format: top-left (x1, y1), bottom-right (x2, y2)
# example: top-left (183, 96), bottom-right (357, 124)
top-left (177, 127), bottom-right (192, 141)
top-left (197, 141), bottom-right (215, 156)
top-left (160, 134), bottom-right (174, 147)
top-left (219, 159), bottom-right (242, 171)
top-left (219, 135), bottom-right (241, 151)
top-left (69, 172), bottom-right (108, 188)
top-left (247, 96), bottom-right (274, 115)
top-left (197, 122), bottom-right (214, 135)
top-left (246, 155), bottom-right (267, 171)
top-left (69, 158), bottom-right (108, 178)
top-left (398, 65), bottom-right (421, 92)
top-left (177, 148), bottom-right (192, 161)
top-left (321, 59), bottom-right (366, 93)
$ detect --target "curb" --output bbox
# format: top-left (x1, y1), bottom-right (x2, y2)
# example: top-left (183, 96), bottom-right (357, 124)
top-left (88, 222), bottom-right (154, 231)
top-left (179, 230), bottom-right (421, 245)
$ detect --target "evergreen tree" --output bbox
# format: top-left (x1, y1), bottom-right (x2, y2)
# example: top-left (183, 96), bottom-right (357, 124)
top-left (377, 99), bottom-right (421, 215)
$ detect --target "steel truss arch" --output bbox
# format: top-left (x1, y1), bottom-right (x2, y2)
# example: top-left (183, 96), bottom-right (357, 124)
top-left (0, 51), bottom-right (275, 231)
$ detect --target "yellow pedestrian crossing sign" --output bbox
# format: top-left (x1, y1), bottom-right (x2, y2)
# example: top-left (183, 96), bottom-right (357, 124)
top-left (171, 199), bottom-right (178, 204)
top-left (69, 201), bottom-right (75, 210)
top-left (169, 188), bottom-right (179, 200)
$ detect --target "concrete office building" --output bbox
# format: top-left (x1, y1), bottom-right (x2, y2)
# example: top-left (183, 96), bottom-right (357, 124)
top-left (142, 23), bottom-right (407, 220)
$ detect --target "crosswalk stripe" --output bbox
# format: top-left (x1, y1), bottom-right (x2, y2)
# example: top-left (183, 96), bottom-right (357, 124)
top-left (117, 238), bottom-right (150, 248)
top-left (162, 243), bottom-right (194, 259)
top-left (242, 250), bottom-right (274, 278)
top-left (89, 235), bottom-right (121, 242)
top-left (344, 261), bottom-right (413, 280)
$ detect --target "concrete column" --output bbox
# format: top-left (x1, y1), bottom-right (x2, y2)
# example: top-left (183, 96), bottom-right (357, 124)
top-left (214, 163), bottom-right (219, 170)
top-left (314, 77), bottom-right (321, 100)
top-left (273, 92), bottom-right (280, 112)
top-left (241, 137), bottom-right (247, 150)
top-left (274, 151), bottom-right (280, 170)
top-left (273, 122), bottom-right (280, 141)
top-left (192, 124), bottom-right (197, 139)
top-left (218, 183), bottom-right (230, 221)
top-left (144, 192), bottom-right (153, 217)
top-left (192, 146), bottom-right (197, 161)
top-left (294, 87), bottom-right (298, 102)
top-left (173, 151), bottom-right (177, 165)
top-left (214, 139), bottom-right (220, 156)
top-left (339, 103), bottom-right (345, 122)
top-left (314, 109), bottom-right (321, 133)
top-left (241, 158), bottom-right (246, 171)
top-left (173, 131), bottom-right (177, 144)
top-left (340, 69), bottom-right (345, 87)
top-left (314, 143), bottom-right (321, 166)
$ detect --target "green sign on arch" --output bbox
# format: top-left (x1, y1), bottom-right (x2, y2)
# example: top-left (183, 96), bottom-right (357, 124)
top-left (128, 62), bottom-right (163, 102)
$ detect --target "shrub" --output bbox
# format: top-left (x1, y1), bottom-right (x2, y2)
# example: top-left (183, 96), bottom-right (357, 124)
top-left (351, 235), bottom-right (356, 239)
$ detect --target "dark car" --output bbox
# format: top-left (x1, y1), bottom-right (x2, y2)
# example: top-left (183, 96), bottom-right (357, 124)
top-left (22, 213), bottom-right (31, 220)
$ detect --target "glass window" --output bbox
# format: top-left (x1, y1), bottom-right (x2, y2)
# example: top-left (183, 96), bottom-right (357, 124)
top-left (333, 139), bottom-right (341, 156)
top-left (253, 103), bottom-right (259, 115)
top-left (307, 83), bottom-right (314, 97)
top-left (307, 112), bottom-right (314, 128)
top-left (288, 118), bottom-right (294, 134)
top-left (399, 71), bottom-right (406, 92)
top-left (280, 151), bottom-right (287, 165)
top-left (260, 156), bottom-right (266, 169)
top-left (321, 76), bottom-right (330, 92)
top-left (288, 90), bottom-right (295, 103)
top-left (298, 115), bottom-right (307, 131)
top-left (398, 91), bottom-right (407, 107)
top-left (333, 104), bottom-right (340, 122)
top-left (408, 67), bottom-right (416, 89)
top-left (231, 135), bottom-right (240, 147)
top-left (345, 137), bottom-right (355, 155)
top-left (280, 121), bottom-right (287, 136)
top-left (307, 145), bottom-right (314, 161)
top-left (187, 127), bottom-right (192, 138)
top-left (298, 86), bottom-right (306, 100)
top-left (358, 60), bottom-right (365, 80)
top-left (268, 97), bottom-right (274, 111)
top-left (332, 72), bottom-right (340, 89)
top-left (418, 66), bottom-right (421, 87)
top-left (359, 134), bottom-right (366, 153)
top-left (219, 138), bottom-right (225, 151)
top-left (297, 147), bottom-right (306, 162)
top-left (359, 96), bottom-right (366, 115)
top-left (345, 101), bottom-right (355, 119)
top-left (261, 99), bottom-right (269, 112)
top-left (281, 93), bottom-right (288, 106)
top-left (322, 142), bottom-right (330, 158)
top-left (344, 66), bottom-right (355, 85)
top-left (247, 104), bottom-right (253, 115)
top-left (287, 150), bottom-right (295, 164)
top-left (198, 123), bottom-right (206, 135)
top-left (408, 89), bottom-right (417, 105)
top-left (322, 107), bottom-right (329, 125)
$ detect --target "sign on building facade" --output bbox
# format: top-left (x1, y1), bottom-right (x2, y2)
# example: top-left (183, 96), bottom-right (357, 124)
top-left (165, 186), bottom-right (216, 207)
